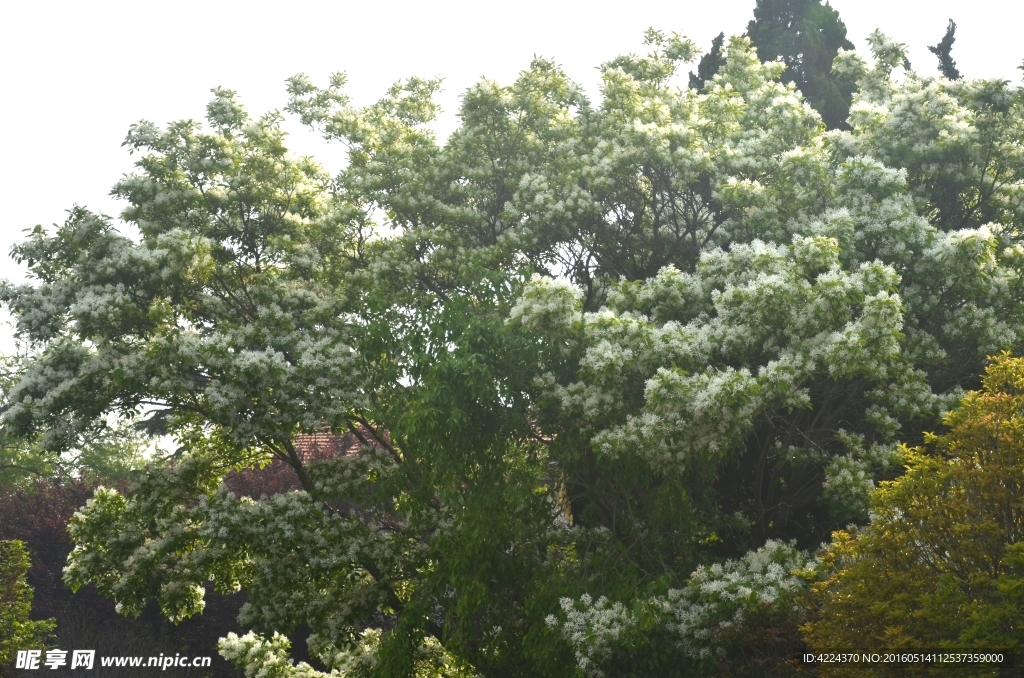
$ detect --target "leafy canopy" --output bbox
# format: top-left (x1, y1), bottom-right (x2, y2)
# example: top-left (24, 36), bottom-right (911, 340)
top-left (0, 355), bottom-right (148, 490)
top-left (746, 0), bottom-right (857, 129)
top-left (804, 352), bottom-right (1024, 674)
top-left (0, 540), bottom-right (55, 674)
top-left (3, 26), bottom-right (1024, 678)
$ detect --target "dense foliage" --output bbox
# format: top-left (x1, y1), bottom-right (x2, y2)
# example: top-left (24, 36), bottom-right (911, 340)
top-left (0, 540), bottom-right (54, 676)
top-left (804, 353), bottom-right (1024, 675)
top-left (0, 473), bottom-right (307, 677)
top-left (688, 32), bottom-right (725, 91)
top-left (0, 355), bottom-right (149, 490)
top-left (746, 0), bottom-right (857, 129)
top-left (3, 21), bottom-right (1024, 678)
top-left (929, 20), bottom-right (961, 81)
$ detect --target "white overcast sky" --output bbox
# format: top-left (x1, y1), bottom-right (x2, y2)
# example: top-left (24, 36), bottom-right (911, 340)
top-left (1, 0), bottom-right (1022, 347)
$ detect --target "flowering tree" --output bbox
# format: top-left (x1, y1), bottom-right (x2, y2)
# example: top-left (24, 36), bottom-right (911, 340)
top-left (0, 356), bottom-right (148, 490)
top-left (3, 27), bottom-right (1024, 678)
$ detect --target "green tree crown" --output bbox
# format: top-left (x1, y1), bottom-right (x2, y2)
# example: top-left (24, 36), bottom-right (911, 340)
top-left (746, 0), bottom-right (857, 129)
top-left (804, 352), bottom-right (1024, 674)
top-left (0, 540), bottom-right (55, 675)
top-left (2, 27), bottom-right (1024, 678)
top-left (928, 19), bottom-right (962, 80)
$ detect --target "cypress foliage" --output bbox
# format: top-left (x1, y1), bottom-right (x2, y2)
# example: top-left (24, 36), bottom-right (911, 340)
top-left (746, 0), bottom-right (857, 129)
top-left (929, 19), bottom-right (961, 80)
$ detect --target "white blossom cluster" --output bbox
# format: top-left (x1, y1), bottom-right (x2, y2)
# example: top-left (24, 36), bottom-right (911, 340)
top-left (548, 541), bottom-right (811, 674)
top-left (218, 627), bottom-right (395, 678)
top-left (521, 236), bottom-right (910, 475)
top-left (507, 275), bottom-right (583, 334)
top-left (546, 594), bottom-right (637, 677)
top-left (219, 627), bottom-right (468, 678)
top-left (219, 632), bottom-right (334, 678)
top-left (663, 540), bottom-right (811, 660)
top-left (820, 455), bottom-right (874, 521)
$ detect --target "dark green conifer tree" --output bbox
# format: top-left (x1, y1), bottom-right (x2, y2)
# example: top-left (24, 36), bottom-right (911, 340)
top-left (929, 19), bottom-right (961, 80)
top-left (689, 32), bottom-right (725, 90)
top-left (746, 0), bottom-right (857, 129)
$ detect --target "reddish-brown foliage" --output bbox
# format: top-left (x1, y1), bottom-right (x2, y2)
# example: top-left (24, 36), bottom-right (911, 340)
top-left (0, 479), bottom-right (98, 620)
